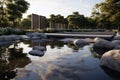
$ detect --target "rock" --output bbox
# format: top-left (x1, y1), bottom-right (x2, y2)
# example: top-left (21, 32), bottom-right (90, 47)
top-left (33, 46), bottom-right (46, 51)
top-left (93, 38), bottom-right (115, 55)
top-left (93, 38), bottom-right (115, 49)
top-left (113, 35), bottom-right (120, 40)
top-left (73, 39), bottom-right (89, 48)
top-left (29, 50), bottom-right (44, 56)
top-left (114, 45), bottom-right (120, 49)
top-left (60, 38), bottom-right (75, 43)
top-left (20, 35), bottom-right (30, 40)
top-left (73, 39), bottom-right (88, 45)
top-left (111, 40), bottom-right (120, 45)
top-left (100, 50), bottom-right (120, 72)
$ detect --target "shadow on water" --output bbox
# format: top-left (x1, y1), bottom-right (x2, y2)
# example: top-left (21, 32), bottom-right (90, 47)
top-left (0, 44), bottom-right (31, 80)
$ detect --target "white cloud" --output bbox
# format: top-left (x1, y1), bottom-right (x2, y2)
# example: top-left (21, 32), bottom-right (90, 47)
top-left (23, 0), bottom-right (104, 18)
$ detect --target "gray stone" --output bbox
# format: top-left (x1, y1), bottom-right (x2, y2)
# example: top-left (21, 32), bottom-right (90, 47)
top-left (20, 35), bottom-right (30, 40)
top-left (100, 50), bottom-right (120, 72)
top-left (29, 50), bottom-right (44, 56)
top-left (73, 39), bottom-right (88, 45)
top-left (114, 35), bottom-right (120, 40)
top-left (93, 38), bottom-right (115, 49)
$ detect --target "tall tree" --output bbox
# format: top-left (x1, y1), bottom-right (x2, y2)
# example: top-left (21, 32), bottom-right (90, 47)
top-left (21, 14), bottom-right (31, 29)
top-left (91, 0), bottom-right (120, 30)
top-left (1, 0), bottom-right (30, 28)
top-left (67, 12), bottom-right (87, 29)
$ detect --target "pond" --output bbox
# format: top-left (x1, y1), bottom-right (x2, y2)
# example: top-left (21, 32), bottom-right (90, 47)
top-left (0, 39), bottom-right (116, 80)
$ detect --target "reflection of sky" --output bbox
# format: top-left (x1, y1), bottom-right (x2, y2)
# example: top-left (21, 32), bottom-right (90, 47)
top-left (14, 42), bottom-right (111, 80)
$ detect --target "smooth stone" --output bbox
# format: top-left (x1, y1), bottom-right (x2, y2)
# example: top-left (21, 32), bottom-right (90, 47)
top-left (113, 35), bottom-right (120, 40)
top-left (29, 50), bottom-right (44, 56)
top-left (93, 38), bottom-right (115, 55)
top-left (20, 35), bottom-right (30, 40)
top-left (100, 50), bottom-right (120, 72)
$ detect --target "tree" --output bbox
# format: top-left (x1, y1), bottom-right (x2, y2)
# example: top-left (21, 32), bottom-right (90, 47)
top-left (21, 14), bottom-right (31, 29)
top-left (67, 12), bottom-right (87, 29)
top-left (91, 0), bottom-right (120, 30)
top-left (0, 0), bottom-right (30, 28)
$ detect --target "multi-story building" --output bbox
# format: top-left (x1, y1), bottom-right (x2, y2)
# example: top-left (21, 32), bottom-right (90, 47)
top-left (31, 14), bottom-right (47, 30)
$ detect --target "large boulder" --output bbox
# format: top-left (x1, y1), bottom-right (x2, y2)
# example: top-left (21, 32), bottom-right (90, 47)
top-left (113, 35), bottom-right (120, 40)
top-left (111, 40), bottom-right (120, 49)
top-left (73, 39), bottom-right (88, 45)
top-left (114, 45), bottom-right (120, 49)
top-left (111, 40), bottom-right (120, 45)
top-left (93, 38), bottom-right (115, 55)
top-left (73, 39), bottom-right (89, 48)
top-left (100, 50), bottom-right (120, 72)
top-left (29, 50), bottom-right (44, 56)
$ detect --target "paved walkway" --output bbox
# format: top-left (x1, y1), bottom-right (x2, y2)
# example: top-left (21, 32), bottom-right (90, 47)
top-left (45, 32), bottom-right (115, 40)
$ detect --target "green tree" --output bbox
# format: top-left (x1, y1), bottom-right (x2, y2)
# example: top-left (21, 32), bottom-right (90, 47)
top-left (67, 12), bottom-right (87, 29)
top-left (0, 0), bottom-right (30, 28)
top-left (91, 0), bottom-right (120, 30)
top-left (21, 14), bottom-right (31, 29)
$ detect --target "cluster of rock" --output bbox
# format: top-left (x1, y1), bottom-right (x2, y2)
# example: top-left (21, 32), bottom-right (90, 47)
top-left (0, 32), bottom-right (47, 46)
top-left (60, 35), bottom-right (120, 73)
top-left (93, 35), bottom-right (120, 74)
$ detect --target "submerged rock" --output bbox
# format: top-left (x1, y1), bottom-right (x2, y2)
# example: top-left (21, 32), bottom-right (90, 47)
top-left (100, 50), bottom-right (120, 72)
top-left (29, 50), bottom-right (44, 56)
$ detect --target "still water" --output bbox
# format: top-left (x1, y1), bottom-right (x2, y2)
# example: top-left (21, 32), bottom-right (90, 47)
top-left (0, 39), bottom-right (114, 80)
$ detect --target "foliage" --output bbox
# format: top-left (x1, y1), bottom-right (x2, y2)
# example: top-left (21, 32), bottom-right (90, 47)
top-left (0, 27), bottom-right (25, 35)
top-left (91, 0), bottom-right (120, 30)
top-left (48, 14), bottom-right (68, 24)
top-left (67, 12), bottom-right (96, 29)
top-left (0, 0), bottom-right (30, 28)
top-left (21, 14), bottom-right (31, 29)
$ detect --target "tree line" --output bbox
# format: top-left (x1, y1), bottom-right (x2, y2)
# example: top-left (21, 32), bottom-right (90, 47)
top-left (0, 0), bottom-right (120, 31)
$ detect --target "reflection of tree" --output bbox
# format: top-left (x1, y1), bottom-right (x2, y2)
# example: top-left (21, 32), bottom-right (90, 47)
top-left (8, 48), bottom-right (27, 60)
top-left (90, 47), bottom-right (101, 58)
top-left (0, 46), bottom-right (31, 80)
top-left (29, 40), bottom-right (65, 49)
top-left (67, 43), bottom-right (79, 51)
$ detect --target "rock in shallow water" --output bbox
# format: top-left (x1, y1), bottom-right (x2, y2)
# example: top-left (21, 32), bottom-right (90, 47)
top-left (100, 50), bottom-right (120, 72)
top-left (29, 50), bottom-right (44, 56)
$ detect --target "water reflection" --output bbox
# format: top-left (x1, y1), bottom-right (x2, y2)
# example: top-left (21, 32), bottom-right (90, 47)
top-left (0, 39), bottom-right (117, 80)
top-left (0, 44), bottom-right (31, 80)
top-left (14, 42), bottom-right (111, 80)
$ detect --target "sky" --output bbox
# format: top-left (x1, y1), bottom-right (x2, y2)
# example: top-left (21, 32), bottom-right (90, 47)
top-left (23, 0), bottom-right (105, 18)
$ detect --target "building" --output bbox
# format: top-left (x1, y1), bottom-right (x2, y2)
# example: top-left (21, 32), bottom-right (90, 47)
top-left (31, 14), bottom-right (47, 30)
